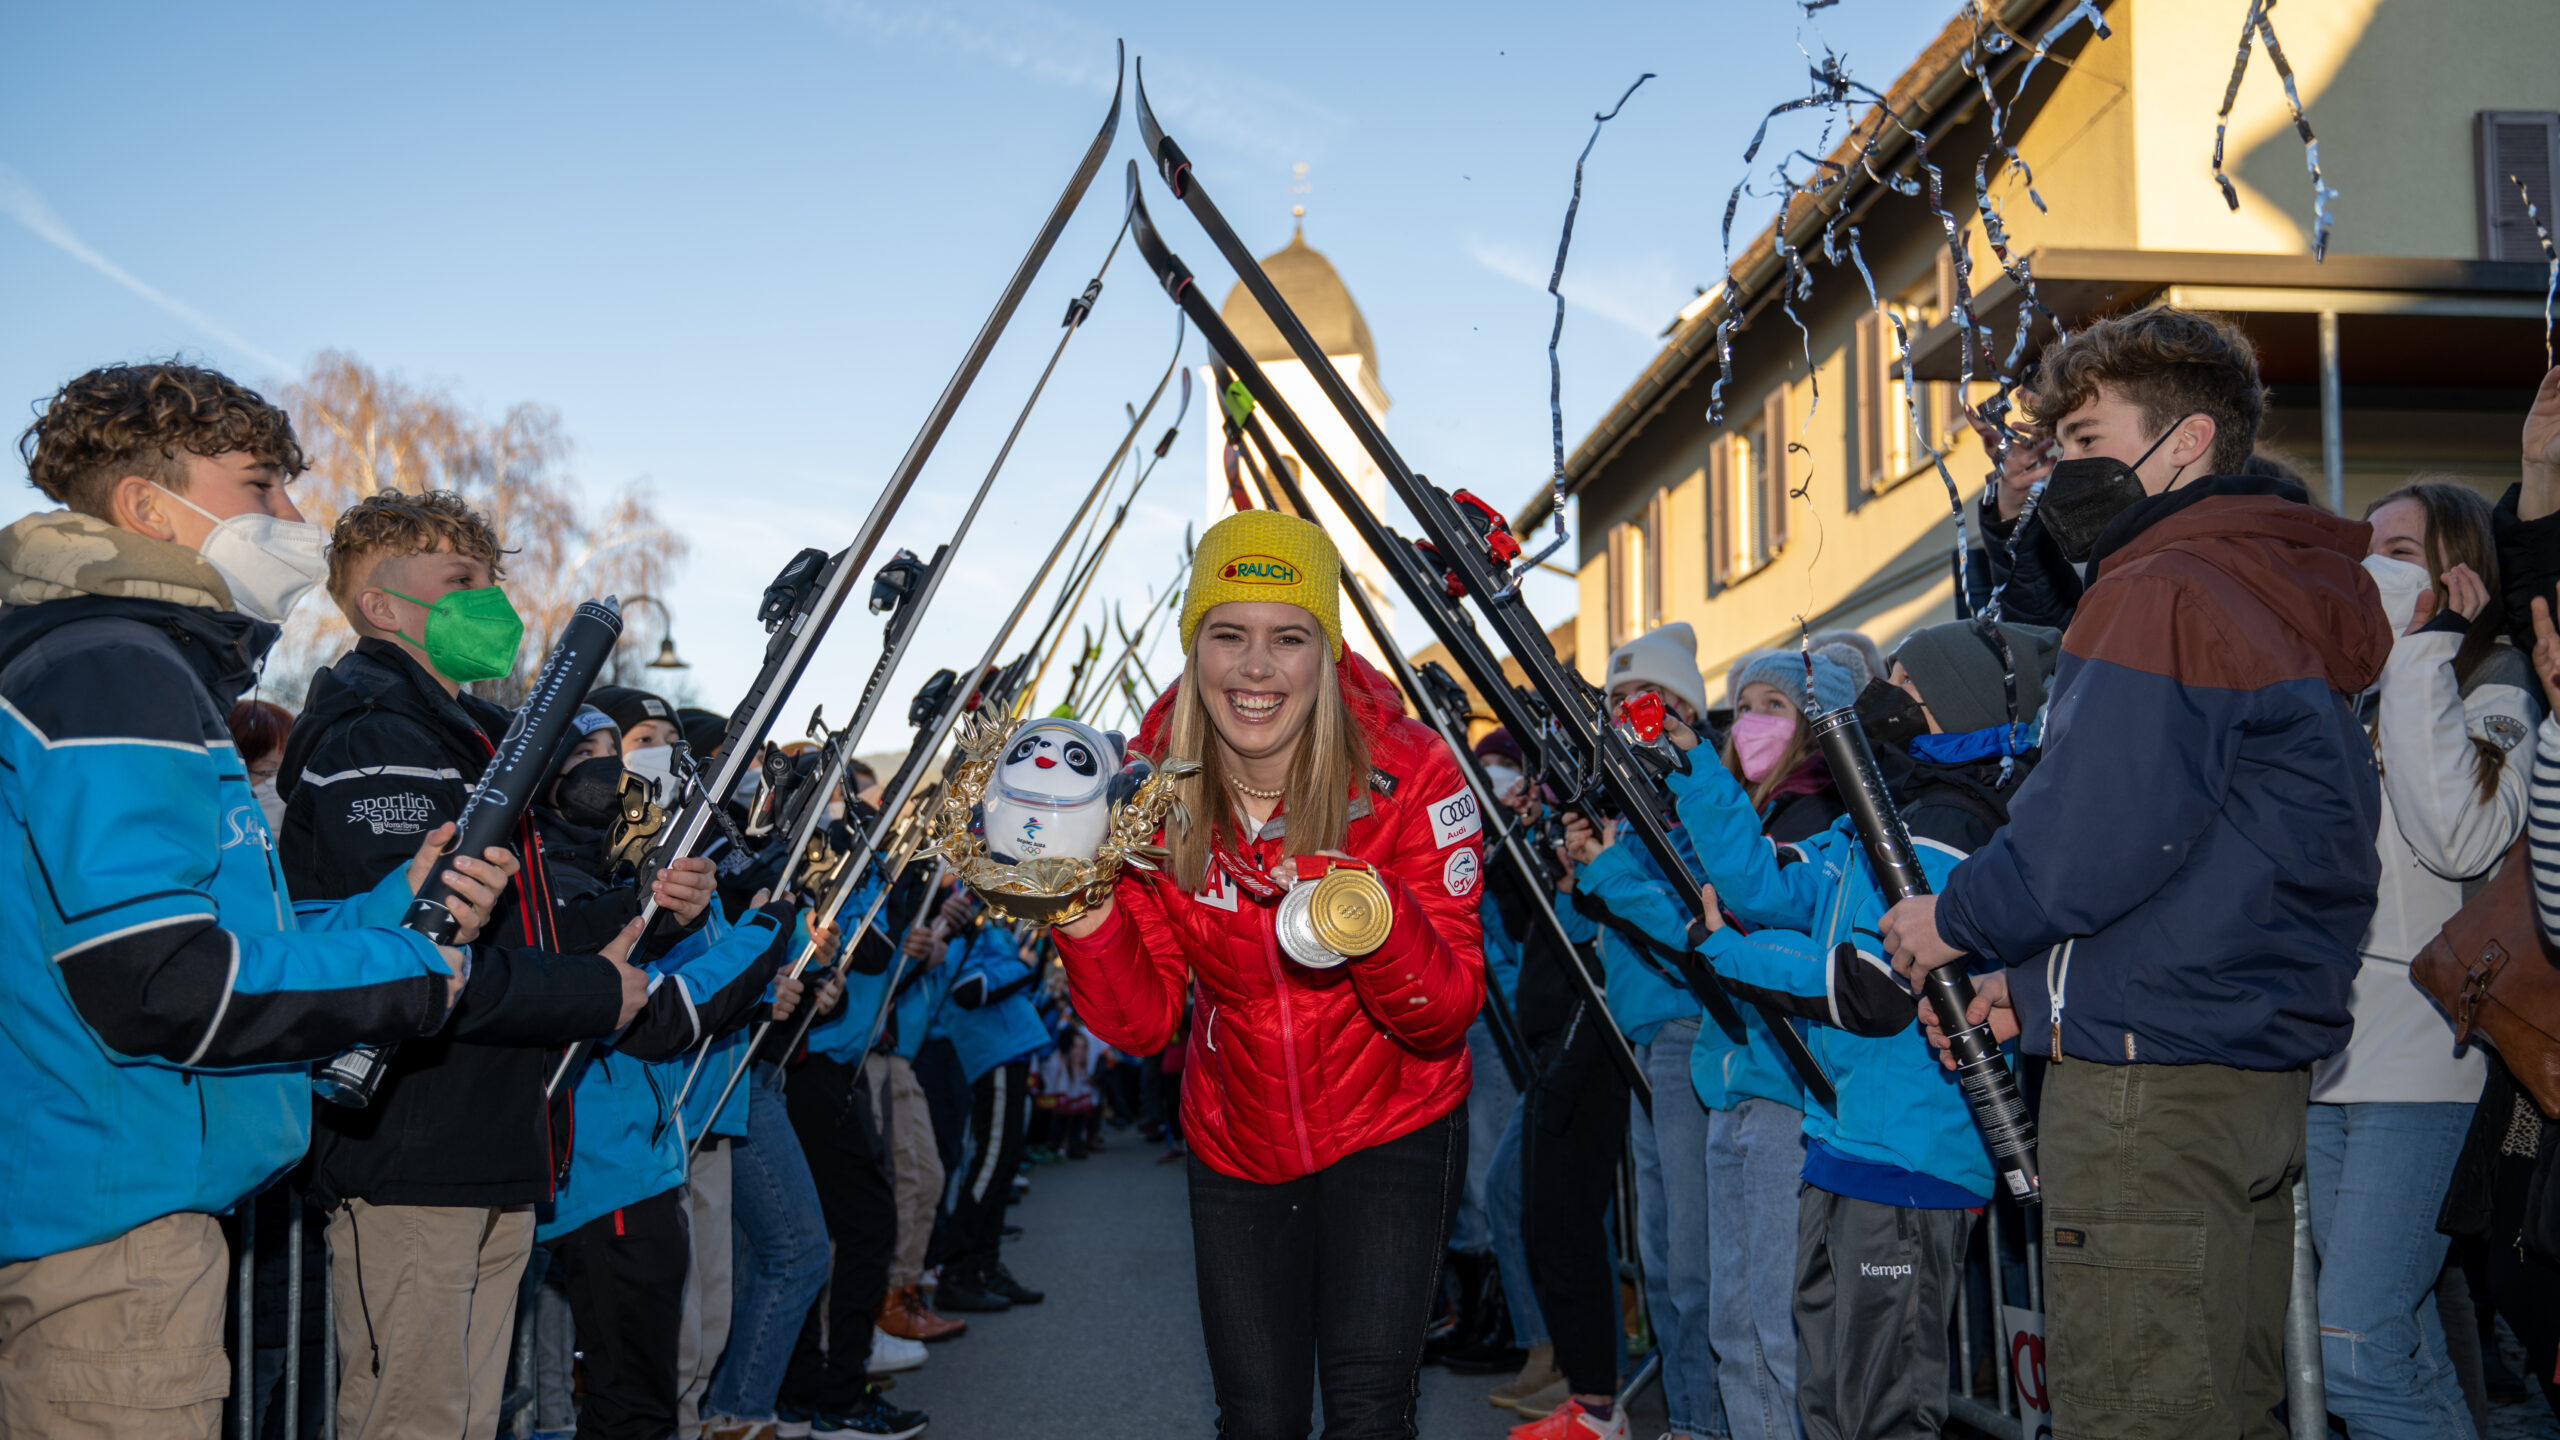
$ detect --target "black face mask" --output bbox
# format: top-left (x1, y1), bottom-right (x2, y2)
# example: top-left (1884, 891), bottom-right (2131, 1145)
top-left (1853, 677), bottom-right (1931, 755)
top-left (2032, 419), bottom-right (2189, 562)
top-left (552, 753), bottom-right (627, 828)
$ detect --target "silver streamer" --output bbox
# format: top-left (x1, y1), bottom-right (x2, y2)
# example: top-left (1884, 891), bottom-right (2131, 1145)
top-left (2513, 173), bottom-right (2558, 373)
top-left (1546, 74), bottom-right (1655, 535)
top-left (2212, 0), bottom-right (2338, 261)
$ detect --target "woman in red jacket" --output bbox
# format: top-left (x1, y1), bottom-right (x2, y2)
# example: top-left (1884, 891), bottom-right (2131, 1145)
top-left (1056, 510), bottom-right (1487, 1439)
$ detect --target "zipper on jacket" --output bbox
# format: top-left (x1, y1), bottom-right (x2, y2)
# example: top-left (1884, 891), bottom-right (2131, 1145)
top-left (2046, 940), bottom-right (2074, 1061)
top-left (1203, 1004), bottom-right (1219, 1053)
top-left (1255, 880), bottom-right (1319, 1175)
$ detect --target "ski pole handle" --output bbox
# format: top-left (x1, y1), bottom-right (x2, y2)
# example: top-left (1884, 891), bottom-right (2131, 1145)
top-left (316, 598), bottom-right (626, 1109)
top-left (1806, 704), bottom-right (2040, 1205)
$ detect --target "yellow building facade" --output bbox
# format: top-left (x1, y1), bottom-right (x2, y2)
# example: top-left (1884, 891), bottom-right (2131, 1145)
top-left (1548, 0), bottom-right (2560, 705)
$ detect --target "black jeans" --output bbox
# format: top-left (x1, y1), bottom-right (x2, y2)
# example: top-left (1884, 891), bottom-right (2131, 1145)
top-left (1523, 1004), bottom-right (1631, 1397)
top-left (780, 1054), bottom-right (896, 1413)
top-left (948, 1060), bottom-right (1031, 1275)
top-left (545, 1186), bottom-right (689, 1440)
top-left (1188, 1107), bottom-right (1465, 1440)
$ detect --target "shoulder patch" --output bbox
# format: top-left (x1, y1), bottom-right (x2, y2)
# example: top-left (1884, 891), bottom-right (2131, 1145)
top-left (1367, 765), bottom-right (1399, 798)
top-left (1427, 785), bottom-right (1482, 850)
top-left (2480, 712), bottom-right (2530, 752)
top-left (1443, 847), bottom-right (1479, 897)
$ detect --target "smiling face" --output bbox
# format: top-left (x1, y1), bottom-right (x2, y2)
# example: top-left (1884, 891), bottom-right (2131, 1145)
top-left (2366, 497), bottom-right (2428, 568)
top-left (1192, 600), bottom-right (1326, 767)
top-left (1003, 728), bottom-right (1102, 795)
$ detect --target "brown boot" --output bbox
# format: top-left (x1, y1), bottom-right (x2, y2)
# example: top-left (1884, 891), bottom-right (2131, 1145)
top-left (888, 1283), bottom-right (967, 1342)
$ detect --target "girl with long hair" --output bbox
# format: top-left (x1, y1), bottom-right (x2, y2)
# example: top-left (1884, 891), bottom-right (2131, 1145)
top-left (1055, 511), bottom-right (1486, 1439)
top-left (2317, 478), bottom-right (2538, 1439)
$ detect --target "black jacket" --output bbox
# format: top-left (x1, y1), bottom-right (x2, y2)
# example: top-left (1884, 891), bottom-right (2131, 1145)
top-left (1975, 486), bottom-right (2085, 631)
top-left (2494, 483), bottom-right (2560, 659)
top-left (280, 639), bottom-right (627, 1208)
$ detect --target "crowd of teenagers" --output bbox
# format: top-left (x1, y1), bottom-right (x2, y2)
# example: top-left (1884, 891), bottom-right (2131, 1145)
top-left (0, 358), bottom-right (1148, 1440)
top-left (4, 301), bottom-right (2560, 1440)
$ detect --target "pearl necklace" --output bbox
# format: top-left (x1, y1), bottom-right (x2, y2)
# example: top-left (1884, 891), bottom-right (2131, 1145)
top-left (1228, 776), bottom-right (1285, 802)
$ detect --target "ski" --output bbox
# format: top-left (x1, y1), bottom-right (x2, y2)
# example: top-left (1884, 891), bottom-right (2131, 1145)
top-left (1118, 130), bottom-right (1834, 1108)
top-left (624, 40), bottom-right (1126, 920)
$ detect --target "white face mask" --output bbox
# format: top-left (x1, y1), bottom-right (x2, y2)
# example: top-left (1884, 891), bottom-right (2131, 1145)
top-left (251, 776), bottom-right (285, 831)
top-left (2362, 553), bottom-right (2432, 638)
top-left (153, 484), bottom-right (329, 624)
top-left (622, 744), bottom-right (679, 807)
top-left (1481, 762), bottom-right (1523, 800)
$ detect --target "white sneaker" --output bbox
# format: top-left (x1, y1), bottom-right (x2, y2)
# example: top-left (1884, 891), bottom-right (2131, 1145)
top-left (869, 1325), bottom-right (930, 1374)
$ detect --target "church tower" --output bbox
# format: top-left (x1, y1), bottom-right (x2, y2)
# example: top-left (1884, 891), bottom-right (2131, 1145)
top-left (1204, 218), bottom-right (1400, 664)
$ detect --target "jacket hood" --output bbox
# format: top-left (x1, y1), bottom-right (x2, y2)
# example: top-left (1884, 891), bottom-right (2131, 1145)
top-left (2101, 486), bottom-right (2390, 696)
top-left (0, 509), bottom-right (233, 610)
top-left (0, 592), bottom-right (276, 710)
top-left (278, 637), bottom-right (506, 804)
top-left (1130, 646), bottom-right (1410, 759)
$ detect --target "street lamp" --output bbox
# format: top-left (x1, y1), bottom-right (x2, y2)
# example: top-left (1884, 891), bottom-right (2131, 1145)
top-left (625, 594), bottom-right (690, 671)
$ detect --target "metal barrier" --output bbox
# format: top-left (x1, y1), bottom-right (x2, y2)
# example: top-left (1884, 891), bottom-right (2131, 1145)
top-left (227, 1183), bottom-right (337, 1440)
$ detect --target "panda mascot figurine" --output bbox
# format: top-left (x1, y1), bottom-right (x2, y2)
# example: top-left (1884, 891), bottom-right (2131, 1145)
top-left (979, 718), bottom-right (1132, 864)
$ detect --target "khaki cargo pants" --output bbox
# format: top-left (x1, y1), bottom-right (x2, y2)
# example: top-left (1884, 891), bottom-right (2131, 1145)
top-left (2040, 1061), bottom-right (2308, 1440)
top-left (0, 1212), bottom-right (231, 1440)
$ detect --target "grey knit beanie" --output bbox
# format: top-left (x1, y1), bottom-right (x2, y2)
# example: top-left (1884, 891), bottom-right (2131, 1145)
top-left (1889, 621), bottom-right (2063, 736)
top-left (1730, 649), bottom-right (1860, 717)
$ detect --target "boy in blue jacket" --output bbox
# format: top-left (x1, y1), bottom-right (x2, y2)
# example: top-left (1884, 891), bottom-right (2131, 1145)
top-left (540, 895), bottom-right (811, 1440)
top-left (931, 910), bottom-right (1053, 1313)
top-left (0, 363), bottom-right (492, 1439)
top-left (1656, 713), bottom-right (2011, 1440)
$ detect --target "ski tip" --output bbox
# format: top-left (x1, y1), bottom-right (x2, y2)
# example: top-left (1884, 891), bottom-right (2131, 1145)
top-left (1134, 55), bottom-right (1164, 154)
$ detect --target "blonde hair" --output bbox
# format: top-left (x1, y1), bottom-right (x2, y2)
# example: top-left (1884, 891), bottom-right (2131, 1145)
top-left (1160, 647), bottom-right (1371, 893)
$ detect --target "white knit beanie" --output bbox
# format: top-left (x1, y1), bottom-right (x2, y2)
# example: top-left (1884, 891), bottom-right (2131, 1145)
top-left (1604, 621), bottom-right (1708, 719)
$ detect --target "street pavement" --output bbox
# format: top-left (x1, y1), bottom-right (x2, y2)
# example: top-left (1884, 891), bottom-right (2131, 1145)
top-left (888, 1129), bottom-right (2558, 1439)
top-left (887, 1131), bottom-right (1668, 1438)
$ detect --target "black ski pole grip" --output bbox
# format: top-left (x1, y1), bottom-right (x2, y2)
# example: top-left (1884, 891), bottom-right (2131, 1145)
top-left (315, 597), bottom-right (626, 1109)
top-left (1806, 704), bottom-right (2040, 1205)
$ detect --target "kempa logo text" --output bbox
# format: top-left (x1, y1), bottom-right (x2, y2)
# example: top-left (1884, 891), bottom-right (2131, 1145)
top-left (1859, 1262), bottom-right (1913, 1280)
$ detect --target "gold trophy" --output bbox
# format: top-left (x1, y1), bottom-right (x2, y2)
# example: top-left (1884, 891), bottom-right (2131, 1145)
top-left (920, 711), bottom-right (1198, 927)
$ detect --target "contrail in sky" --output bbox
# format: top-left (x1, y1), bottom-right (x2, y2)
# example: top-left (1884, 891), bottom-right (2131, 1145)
top-left (0, 161), bottom-right (292, 376)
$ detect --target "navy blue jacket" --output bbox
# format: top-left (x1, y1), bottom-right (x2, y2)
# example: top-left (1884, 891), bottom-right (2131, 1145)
top-left (1936, 480), bottom-right (2392, 1069)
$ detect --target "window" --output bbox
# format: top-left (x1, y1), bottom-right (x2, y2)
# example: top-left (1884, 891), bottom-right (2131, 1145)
top-left (1709, 391), bottom-right (1790, 588)
top-left (1606, 496), bottom-right (1663, 647)
top-left (1759, 388), bottom-right (1790, 559)
top-left (2478, 112), bottom-right (2560, 261)
top-left (1856, 306), bottom-right (1954, 491)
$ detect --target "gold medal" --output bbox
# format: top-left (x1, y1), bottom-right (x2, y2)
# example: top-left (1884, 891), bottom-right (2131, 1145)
top-left (1307, 866), bottom-right (1393, 956)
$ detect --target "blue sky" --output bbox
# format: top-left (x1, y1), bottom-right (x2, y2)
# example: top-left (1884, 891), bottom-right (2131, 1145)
top-left (2, 0), bottom-right (1954, 738)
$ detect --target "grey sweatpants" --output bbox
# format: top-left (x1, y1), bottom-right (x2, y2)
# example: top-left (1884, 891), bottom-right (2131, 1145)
top-left (1794, 1186), bottom-right (1971, 1440)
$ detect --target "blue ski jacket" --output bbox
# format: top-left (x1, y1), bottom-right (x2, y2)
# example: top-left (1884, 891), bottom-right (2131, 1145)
top-left (1669, 758), bottom-right (1990, 1203)
top-left (540, 901), bottom-right (786, 1239)
top-left (1560, 823), bottom-right (1701, 1048)
top-left (939, 923), bottom-right (1050, 1083)
top-left (805, 871), bottom-right (897, 1067)
top-left (0, 584), bottom-right (450, 1266)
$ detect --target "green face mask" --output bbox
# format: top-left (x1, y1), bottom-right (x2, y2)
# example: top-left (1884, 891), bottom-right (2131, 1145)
top-left (386, 585), bottom-right (525, 684)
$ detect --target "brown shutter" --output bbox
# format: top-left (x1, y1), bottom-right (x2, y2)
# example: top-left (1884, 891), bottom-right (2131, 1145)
top-left (1762, 387), bottom-right (1790, 557)
top-left (1854, 312), bottom-right (1882, 493)
top-left (1605, 522), bottom-right (1625, 648)
top-left (2479, 112), bottom-right (2560, 261)
top-left (1707, 438), bottom-right (1732, 589)
top-left (1645, 491), bottom-right (1667, 628)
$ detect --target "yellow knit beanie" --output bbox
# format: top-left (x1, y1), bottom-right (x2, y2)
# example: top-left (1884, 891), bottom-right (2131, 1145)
top-left (1180, 510), bottom-right (1342, 657)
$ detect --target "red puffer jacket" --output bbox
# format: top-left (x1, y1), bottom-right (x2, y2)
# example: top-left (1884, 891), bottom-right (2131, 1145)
top-left (1053, 651), bottom-right (1487, 1184)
